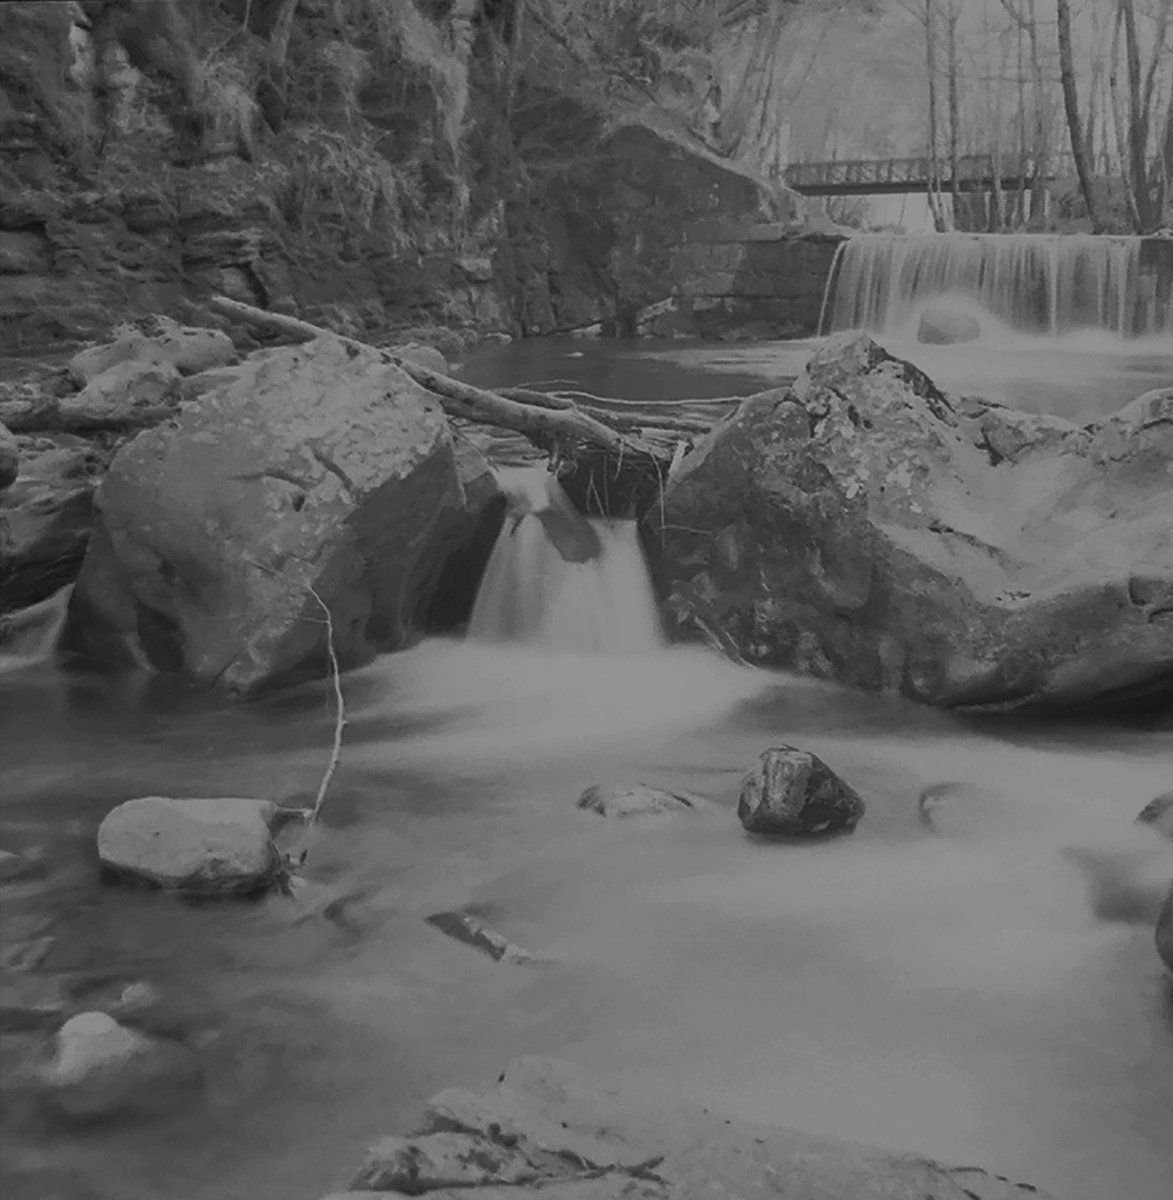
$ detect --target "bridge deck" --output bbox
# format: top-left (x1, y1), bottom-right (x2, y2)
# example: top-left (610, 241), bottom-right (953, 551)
top-left (783, 153), bottom-right (1054, 196)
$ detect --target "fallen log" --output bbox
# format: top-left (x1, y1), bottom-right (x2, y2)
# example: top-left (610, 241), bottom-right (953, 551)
top-left (207, 295), bottom-right (649, 459)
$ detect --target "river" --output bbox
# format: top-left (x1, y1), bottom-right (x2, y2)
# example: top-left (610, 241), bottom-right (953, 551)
top-left (1, 332), bottom-right (1171, 1200)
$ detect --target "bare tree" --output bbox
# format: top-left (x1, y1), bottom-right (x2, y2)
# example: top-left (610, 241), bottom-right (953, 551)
top-left (1056, 0), bottom-right (1103, 230)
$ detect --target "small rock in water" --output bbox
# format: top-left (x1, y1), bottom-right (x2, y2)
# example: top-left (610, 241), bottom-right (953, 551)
top-left (39, 1011), bottom-right (202, 1122)
top-left (577, 784), bottom-right (698, 819)
top-left (738, 746), bottom-right (864, 838)
top-left (1156, 883), bottom-right (1173, 973)
top-left (1136, 790), bottom-right (1173, 839)
top-left (97, 796), bottom-right (281, 894)
top-left (916, 780), bottom-right (1025, 840)
top-left (425, 910), bottom-right (535, 963)
top-left (1061, 824), bottom-right (1173, 925)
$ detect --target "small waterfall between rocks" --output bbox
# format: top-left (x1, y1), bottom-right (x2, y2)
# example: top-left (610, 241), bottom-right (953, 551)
top-left (0, 585), bottom-right (72, 673)
top-left (822, 232), bottom-right (1170, 338)
top-left (467, 466), bottom-right (664, 655)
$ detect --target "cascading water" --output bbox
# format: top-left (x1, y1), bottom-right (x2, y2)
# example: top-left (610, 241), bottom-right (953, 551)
top-left (0, 585), bottom-right (72, 673)
top-left (468, 466), bottom-right (665, 655)
top-left (821, 232), bottom-right (1170, 338)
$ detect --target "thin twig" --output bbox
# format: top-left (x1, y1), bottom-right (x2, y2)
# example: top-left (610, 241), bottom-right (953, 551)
top-left (302, 581), bottom-right (346, 829)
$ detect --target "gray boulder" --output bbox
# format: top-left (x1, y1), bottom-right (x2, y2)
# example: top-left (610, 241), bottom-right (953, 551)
top-left (97, 796), bottom-right (280, 894)
top-left (738, 745), bottom-right (865, 837)
top-left (0, 420), bottom-right (17, 491)
top-left (71, 335), bottom-right (489, 693)
top-left (577, 784), bottom-right (698, 819)
top-left (38, 1011), bottom-right (201, 1122)
top-left (917, 299), bottom-right (982, 344)
top-left (649, 333), bottom-right (1173, 711)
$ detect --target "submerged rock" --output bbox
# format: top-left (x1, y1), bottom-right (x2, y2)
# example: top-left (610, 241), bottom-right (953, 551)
top-left (577, 784), bottom-right (697, 819)
top-left (97, 796), bottom-right (281, 894)
top-left (738, 746), bottom-right (865, 837)
top-left (650, 333), bottom-right (1173, 712)
top-left (425, 910), bottom-right (535, 963)
top-left (39, 1011), bottom-right (201, 1122)
top-left (70, 335), bottom-right (492, 693)
top-left (917, 299), bottom-right (982, 344)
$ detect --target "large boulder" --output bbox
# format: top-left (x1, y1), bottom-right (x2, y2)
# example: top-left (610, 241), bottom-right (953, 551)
top-left (97, 796), bottom-right (280, 894)
top-left (0, 436), bottom-right (105, 611)
top-left (738, 746), bottom-right (865, 837)
top-left (649, 335), bottom-right (1173, 711)
top-left (70, 335), bottom-right (490, 693)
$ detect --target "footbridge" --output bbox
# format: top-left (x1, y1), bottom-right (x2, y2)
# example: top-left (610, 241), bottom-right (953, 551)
top-left (782, 153), bottom-right (1058, 196)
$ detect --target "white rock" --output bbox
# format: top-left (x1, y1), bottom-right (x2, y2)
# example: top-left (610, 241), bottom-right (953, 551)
top-left (41, 1011), bottom-right (201, 1121)
top-left (97, 796), bottom-right (279, 893)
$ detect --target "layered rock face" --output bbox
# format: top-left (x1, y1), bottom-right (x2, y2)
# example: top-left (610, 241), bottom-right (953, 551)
top-left (649, 334), bottom-right (1172, 712)
top-left (71, 335), bottom-right (498, 694)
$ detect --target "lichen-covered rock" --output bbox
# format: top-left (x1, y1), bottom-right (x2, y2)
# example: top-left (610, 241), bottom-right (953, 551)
top-left (352, 1132), bottom-right (534, 1192)
top-left (738, 745), bottom-right (865, 837)
top-left (70, 335), bottom-right (477, 693)
top-left (0, 436), bottom-right (105, 611)
top-left (649, 333), bottom-right (1173, 711)
top-left (577, 784), bottom-right (697, 819)
top-left (97, 796), bottom-right (280, 893)
top-left (0, 420), bottom-right (18, 491)
top-left (38, 1011), bottom-right (201, 1122)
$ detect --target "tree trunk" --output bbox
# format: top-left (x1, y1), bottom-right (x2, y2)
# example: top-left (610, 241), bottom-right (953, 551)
top-left (924, 0), bottom-right (948, 230)
top-left (946, 1), bottom-right (961, 220)
top-left (1056, 0), bottom-right (1103, 231)
top-left (1119, 0), bottom-right (1150, 229)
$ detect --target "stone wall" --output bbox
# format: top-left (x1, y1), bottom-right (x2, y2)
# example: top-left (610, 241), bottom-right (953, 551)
top-left (657, 222), bottom-right (844, 339)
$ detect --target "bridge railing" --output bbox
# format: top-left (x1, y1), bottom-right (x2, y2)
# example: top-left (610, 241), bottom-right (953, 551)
top-left (782, 152), bottom-right (1067, 192)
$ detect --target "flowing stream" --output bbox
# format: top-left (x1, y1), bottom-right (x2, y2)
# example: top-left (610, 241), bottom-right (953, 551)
top-left (0, 336), bottom-right (1171, 1200)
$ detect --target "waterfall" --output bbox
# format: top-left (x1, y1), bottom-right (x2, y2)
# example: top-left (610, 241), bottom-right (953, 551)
top-left (821, 233), bottom-right (1169, 339)
top-left (0, 585), bottom-right (72, 673)
top-left (468, 467), bottom-right (664, 655)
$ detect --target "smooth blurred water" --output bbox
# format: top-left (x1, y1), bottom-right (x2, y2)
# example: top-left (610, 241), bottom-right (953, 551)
top-left (1, 336), bottom-right (1171, 1200)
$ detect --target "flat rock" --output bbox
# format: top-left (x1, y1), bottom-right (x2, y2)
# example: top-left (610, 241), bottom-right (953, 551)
top-left (340, 1057), bottom-right (1055, 1200)
top-left (738, 745), bottom-right (865, 837)
top-left (425, 910), bottom-right (535, 963)
top-left (67, 321), bottom-right (236, 384)
top-left (97, 796), bottom-right (280, 894)
top-left (576, 784), bottom-right (698, 819)
top-left (59, 359), bottom-right (180, 427)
